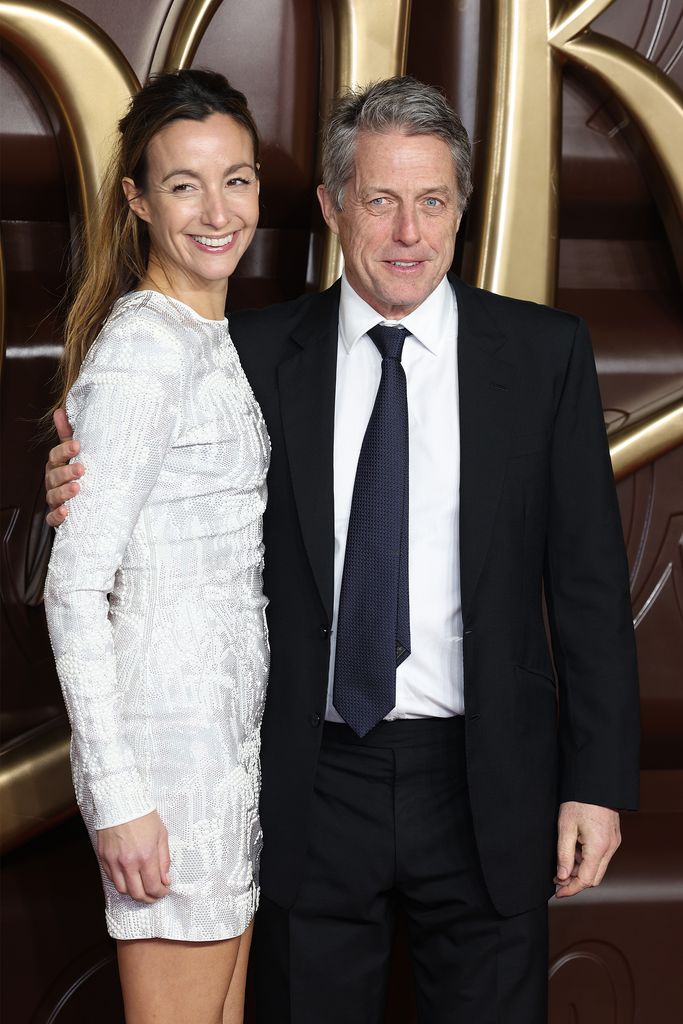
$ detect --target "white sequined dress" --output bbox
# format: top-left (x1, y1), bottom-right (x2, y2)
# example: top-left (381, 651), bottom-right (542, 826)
top-left (45, 290), bottom-right (270, 941)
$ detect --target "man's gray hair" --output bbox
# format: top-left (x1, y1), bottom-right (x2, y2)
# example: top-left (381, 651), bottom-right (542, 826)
top-left (321, 76), bottom-right (473, 213)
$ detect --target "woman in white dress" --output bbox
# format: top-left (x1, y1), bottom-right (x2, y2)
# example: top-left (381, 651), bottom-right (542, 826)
top-left (44, 69), bottom-right (269, 1024)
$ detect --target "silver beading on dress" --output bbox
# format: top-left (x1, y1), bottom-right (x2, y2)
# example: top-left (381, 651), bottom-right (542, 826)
top-left (45, 291), bottom-right (270, 941)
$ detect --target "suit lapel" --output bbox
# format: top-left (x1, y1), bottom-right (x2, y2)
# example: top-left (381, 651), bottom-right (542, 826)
top-left (452, 275), bottom-right (516, 621)
top-left (277, 283), bottom-right (340, 622)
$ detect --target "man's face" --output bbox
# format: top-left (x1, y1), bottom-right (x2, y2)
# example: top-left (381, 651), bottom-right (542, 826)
top-left (317, 130), bottom-right (462, 319)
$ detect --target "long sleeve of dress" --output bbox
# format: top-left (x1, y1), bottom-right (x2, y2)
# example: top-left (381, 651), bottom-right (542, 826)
top-left (45, 314), bottom-right (186, 830)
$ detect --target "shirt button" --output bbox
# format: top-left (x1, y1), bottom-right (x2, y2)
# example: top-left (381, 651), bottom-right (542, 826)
top-left (319, 625), bottom-right (330, 639)
top-left (309, 712), bottom-right (322, 728)
top-left (464, 627), bottom-right (474, 637)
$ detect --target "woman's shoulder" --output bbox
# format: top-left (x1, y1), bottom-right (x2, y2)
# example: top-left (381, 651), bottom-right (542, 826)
top-left (84, 291), bottom-right (188, 376)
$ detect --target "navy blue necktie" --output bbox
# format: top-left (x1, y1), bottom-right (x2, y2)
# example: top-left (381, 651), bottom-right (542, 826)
top-left (333, 324), bottom-right (411, 737)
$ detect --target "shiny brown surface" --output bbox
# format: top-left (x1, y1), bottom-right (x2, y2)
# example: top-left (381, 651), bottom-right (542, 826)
top-left (1, 1), bottom-right (681, 1021)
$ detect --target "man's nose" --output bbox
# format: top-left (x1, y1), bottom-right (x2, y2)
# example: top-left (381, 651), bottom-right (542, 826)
top-left (394, 204), bottom-right (420, 246)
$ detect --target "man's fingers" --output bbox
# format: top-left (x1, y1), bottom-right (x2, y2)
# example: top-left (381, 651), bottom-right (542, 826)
top-left (555, 875), bottom-right (589, 899)
top-left (556, 821), bottom-right (579, 882)
top-left (46, 506), bottom-right (68, 528)
top-left (53, 408), bottom-right (74, 444)
top-left (584, 832), bottom-right (620, 889)
top-left (556, 803), bottom-right (621, 899)
top-left (592, 851), bottom-right (614, 889)
top-left (47, 440), bottom-right (81, 473)
top-left (47, 463), bottom-right (83, 489)
top-left (575, 844), bottom-right (603, 889)
top-left (47, 479), bottom-right (82, 509)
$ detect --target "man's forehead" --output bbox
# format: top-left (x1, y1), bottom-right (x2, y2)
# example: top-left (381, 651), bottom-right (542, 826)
top-left (353, 127), bottom-right (447, 153)
top-left (351, 130), bottom-right (453, 169)
top-left (348, 132), bottom-right (455, 192)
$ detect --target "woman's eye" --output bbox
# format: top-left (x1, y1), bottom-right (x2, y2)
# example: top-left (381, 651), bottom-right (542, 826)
top-left (227, 177), bottom-right (251, 187)
top-left (171, 182), bottom-right (194, 193)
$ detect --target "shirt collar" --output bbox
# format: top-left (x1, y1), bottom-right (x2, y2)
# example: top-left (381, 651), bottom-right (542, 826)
top-left (339, 272), bottom-right (452, 356)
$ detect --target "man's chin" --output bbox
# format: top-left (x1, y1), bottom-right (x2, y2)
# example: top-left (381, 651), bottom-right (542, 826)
top-left (373, 278), bottom-right (437, 318)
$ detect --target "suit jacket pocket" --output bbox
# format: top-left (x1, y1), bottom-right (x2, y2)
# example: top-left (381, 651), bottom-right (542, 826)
top-left (515, 663), bottom-right (556, 691)
top-left (508, 432), bottom-right (550, 459)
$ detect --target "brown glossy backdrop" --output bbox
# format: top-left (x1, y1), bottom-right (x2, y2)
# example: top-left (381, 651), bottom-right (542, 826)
top-left (1, 1), bottom-right (682, 1021)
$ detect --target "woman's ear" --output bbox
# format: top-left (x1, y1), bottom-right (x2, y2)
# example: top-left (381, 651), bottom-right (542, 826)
top-left (122, 177), bottom-right (150, 223)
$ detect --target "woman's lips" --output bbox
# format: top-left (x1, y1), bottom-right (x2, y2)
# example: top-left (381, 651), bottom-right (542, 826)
top-left (188, 231), bottom-right (238, 253)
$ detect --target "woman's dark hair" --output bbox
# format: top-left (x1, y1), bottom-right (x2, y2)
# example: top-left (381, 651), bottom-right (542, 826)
top-left (53, 69), bottom-right (259, 413)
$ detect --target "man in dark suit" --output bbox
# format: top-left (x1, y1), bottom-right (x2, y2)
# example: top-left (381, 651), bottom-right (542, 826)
top-left (46, 78), bottom-right (639, 1023)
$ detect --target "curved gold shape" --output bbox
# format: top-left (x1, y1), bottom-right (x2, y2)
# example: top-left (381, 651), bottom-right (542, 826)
top-left (473, 1), bottom-right (562, 304)
top-left (0, 0), bottom-right (139, 239)
top-left (550, 0), bottom-right (613, 40)
top-left (150, 0), bottom-right (224, 74)
top-left (317, 0), bottom-right (412, 289)
top-left (474, 0), bottom-right (683, 302)
top-left (554, 31), bottom-right (683, 282)
top-left (0, 717), bottom-right (74, 853)
top-left (610, 399), bottom-right (683, 482)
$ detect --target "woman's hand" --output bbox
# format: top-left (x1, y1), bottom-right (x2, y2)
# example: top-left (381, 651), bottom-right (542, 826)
top-left (97, 810), bottom-right (171, 903)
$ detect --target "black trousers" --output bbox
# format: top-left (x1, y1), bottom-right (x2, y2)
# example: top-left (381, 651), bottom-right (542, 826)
top-left (254, 717), bottom-right (548, 1023)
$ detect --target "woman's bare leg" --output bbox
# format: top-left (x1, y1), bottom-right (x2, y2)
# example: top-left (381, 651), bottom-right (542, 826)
top-left (118, 935), bottom-right (241, 1024)
top-left (222, 919), bottom-right (254, 1024)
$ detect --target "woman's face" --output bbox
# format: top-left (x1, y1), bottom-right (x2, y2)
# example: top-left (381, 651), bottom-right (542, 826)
top-left (124, 112), bottom-right (259, 295)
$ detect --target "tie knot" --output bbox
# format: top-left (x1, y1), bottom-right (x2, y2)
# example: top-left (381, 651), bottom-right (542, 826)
top-left (367, 324), bottom-right (408, 361)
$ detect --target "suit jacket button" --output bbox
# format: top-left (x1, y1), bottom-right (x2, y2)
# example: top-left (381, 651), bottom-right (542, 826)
top-left (309, 712), bottom-right (322, 727)
top-left (319, 625), bottom-right (329, 639)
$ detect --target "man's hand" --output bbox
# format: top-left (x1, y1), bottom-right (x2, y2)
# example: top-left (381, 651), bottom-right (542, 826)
top-left (97, 809), bottom-right (171, 903)
top-left (45, 408), bottom-right (83, 526)
top-left (555, 801), bottom-right (621, 898)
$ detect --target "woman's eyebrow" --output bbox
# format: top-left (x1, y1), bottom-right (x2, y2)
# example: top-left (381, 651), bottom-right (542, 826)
top-left (161, 162), bottom-right (255, 184)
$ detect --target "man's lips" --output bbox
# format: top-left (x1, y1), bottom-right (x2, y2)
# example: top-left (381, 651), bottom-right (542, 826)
top-left (382, 258), bottom-right (427, 271)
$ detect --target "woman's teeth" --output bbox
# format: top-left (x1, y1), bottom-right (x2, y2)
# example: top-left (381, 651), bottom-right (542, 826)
top-left (192, 234), bottom-right (233, 247)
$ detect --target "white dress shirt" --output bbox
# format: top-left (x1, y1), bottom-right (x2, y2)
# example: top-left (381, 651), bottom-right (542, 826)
top-left (325, 273), bottom-right (464, 721)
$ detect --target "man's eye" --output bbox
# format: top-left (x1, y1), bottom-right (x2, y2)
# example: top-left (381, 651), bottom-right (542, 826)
top-left (369, 197), bottom-right (387, 206)
top-left (424, 197), bottom-right (442, 208)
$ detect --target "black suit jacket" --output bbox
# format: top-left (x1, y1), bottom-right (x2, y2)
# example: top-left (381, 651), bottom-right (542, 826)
top-left (231, 273), bottom-right (639, 918)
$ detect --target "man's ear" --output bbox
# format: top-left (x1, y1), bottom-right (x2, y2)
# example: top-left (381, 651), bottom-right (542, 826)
top-left (122, 177), bottom-right (151, 223)
top-left (316, 184), bottom-right (340, 236)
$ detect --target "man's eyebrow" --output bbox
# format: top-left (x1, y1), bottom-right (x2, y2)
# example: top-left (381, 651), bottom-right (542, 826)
top-left (416, 184), bottom-right (453, 197)
top-left (161, 162), bottom-right (255, 184)
top-left (360, 183), bottom-right (453, 197)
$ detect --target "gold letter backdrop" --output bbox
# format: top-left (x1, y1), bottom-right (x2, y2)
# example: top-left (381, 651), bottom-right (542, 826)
top-left (0, 0), bottom-right (681, 841)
